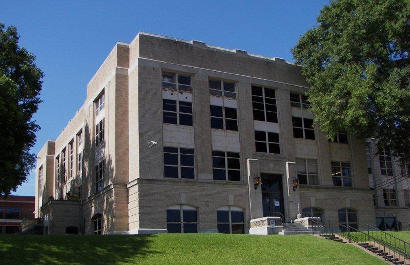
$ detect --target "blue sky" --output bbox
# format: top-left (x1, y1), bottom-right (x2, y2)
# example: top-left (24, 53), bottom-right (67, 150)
top-left (3, 0), bottom-right (330, 195)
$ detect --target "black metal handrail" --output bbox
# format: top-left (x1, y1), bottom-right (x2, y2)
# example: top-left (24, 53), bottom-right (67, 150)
top-left (340, 224), bottom-right (409, 263)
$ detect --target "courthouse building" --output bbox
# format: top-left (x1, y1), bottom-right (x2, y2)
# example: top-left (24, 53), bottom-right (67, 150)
top-left (35, 33), bottom-right (377, 234)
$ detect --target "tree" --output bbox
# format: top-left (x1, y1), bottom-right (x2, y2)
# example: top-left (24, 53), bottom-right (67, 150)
top-left (292, 0), bottom-right (409, 158)
top-left (0, 23), bottom-right (43, 197)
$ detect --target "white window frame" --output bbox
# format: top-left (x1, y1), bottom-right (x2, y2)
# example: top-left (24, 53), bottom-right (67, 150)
top-left (163, 147), bottom-right (195, 179)
top-left (208, 79), bottom-right (236, 99)
top-left (379, 149), bottom-right (393, 176)
top-left (217, 206), bottom-right (245, 234)
top-left (296, 158), bottom-right (319, 185)
top-left (383, 189), bottom-right (397, 207)
top-left (166, 205), bottom-right (198, 233)
top-left (254, 130), bottom-right (280, 154)
top-left (251, 85), bottom-right (278, 123)
top-left (290, 92), bottom-right (309, 109)
top-left (331, 161), bottom-right (352, 187)
top-left (95, 92), bottom-right (104, 115)
top-left (162, 99), bottom-right (193, 126)
top-left (212, 151), bottom-right (241, 181)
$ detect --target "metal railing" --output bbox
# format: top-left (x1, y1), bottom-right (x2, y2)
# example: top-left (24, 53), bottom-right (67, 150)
top-left (340, 224), bottom-right (409, 264)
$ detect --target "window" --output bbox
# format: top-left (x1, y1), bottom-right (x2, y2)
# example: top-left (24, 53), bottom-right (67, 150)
top-left (383, 189), bottom-right (397, 207)
top-left (95, 160), bottom-right (105, 193)
top-left (164, 147), bottom-right (194, 179)
top-left (252, 85), bottom-right (278, 123)
top-left (254, 130), bottom-right (280, 154)
top-left (77, 130), bottom-right (83, 147)
top-left (404, 190), bottom-right (410, 207)
top-left (296, 159), bottom-right (319, 185)
top-left (162, 72), bottom-right (192, 93)
top-left (212, 151), bottom-right (240, 181)
top-left (5, 208), bottom-right (19, 219)
top-left (61, 148), bottom-right (66, 182)
top-left (338, 208), bottom-right (358, 231)
top-left (209, 79), bottom-right (236, 99)
top-left (77, 152), bottom-right (83, 176)
top-left (302, 207), bottom-right (324, 222)
top-left (217, 207), bottom-right (245, 234)
top-left (163, 99), bottom-right (193, 126)
top-left (166, 205), bottom-right (197, 233)
top-left (92, 214), bottom-right (102, 235)
top-left (329, 132), bottom-right (348, 144)
top-left (290, 92), bottom-right (309, 108)
top-left (95, 119), bottom-right (105, 146)
top-left (210, 105), bottom-right (238, 131)
top-left (95, 92), bottom-right (104, 115)
top-left (56, 155), bottom-right (60, 182)
top-left (292, 117), bottom-right (315, 140)
top-left (69, 140), bottom-right (74, 178)
top-left (400, 156), bottom-right (409, 178)
top-left (379, 149), bottom-right (393, 176)
top-left (5, 226), bottom-right (20, 234)
top-left (331, 161), bottom-right (352, 187)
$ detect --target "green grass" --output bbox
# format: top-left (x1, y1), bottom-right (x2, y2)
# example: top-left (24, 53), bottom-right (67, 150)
top-left (341, 231), bottom-right (410, 254)
top-left (0, 234), bottom-right (386, 265)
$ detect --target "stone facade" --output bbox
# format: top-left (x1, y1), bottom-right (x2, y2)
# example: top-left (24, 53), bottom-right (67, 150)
top-left (35, 33), bottom-right (380, 235)
top-left (366, 140), bottom-right (410, 230)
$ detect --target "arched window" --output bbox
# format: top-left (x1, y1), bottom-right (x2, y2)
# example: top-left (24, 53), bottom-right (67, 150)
top-left (166, 205), bottom-right (197, 233)
top-left (92, 214), bottom-right (102, 235)
top-left (302, 207), bottom-right (324, 222)
top-left (217, 206), bottom-right (244, 234)
top-left (338, 208), bottom-right (357, 231)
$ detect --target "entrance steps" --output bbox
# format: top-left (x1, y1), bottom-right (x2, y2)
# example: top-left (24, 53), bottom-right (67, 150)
top-left (278, 222), bottom-right (321, 236)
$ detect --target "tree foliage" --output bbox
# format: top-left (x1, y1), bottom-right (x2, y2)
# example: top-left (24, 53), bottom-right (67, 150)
top-left (292, 0), bottom-right (409, 157)
top-left (0, 23), bottom-right (43, 197)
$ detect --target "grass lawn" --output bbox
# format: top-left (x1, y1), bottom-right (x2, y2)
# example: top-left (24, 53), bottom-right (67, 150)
top-left (0, 234), bottom-right (386, 265)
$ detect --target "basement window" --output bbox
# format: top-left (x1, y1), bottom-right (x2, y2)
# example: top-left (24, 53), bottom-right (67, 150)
top-left (217, 206), bottom-right (244, 234)
top-left (167, 205), bottom-right (197, 233)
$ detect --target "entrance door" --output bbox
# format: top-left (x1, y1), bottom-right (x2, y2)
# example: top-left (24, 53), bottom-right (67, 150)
top-left (261, 174), bottom-right (285, 218)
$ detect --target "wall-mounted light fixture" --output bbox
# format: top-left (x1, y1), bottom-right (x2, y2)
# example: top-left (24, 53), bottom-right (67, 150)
top-left (292, 178), bottom-right (299, 191)
top-left (253, 176), bottom-right (261, 190)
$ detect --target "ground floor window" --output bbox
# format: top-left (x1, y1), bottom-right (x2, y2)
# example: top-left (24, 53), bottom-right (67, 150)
top-left (302, 207), bottom-right (324, 222)
top-left (338, 208), bottom-right (357, 231)
top-left (217, 206), bottom-right (244, 234)
top-left (92, 214), bottom-right (102, 235)
top-left (376, 217), bottom-right (398, 231)
top-left (5, 226), bottom-right (20, 234)
top-left (167, 205), bottom-right (197, 233)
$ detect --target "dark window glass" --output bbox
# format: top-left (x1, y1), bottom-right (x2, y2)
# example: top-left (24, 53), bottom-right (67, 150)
top-left (293, 128), bottom-right (304, 138)
top-left (298, 174), bottom-right (308, 185)
top-left (225, 119), bottom-right (238, 131)
top-left (211, 117), bottom-right (224, 129)
top-left (210, 105), bottom-right (223, 117)
top-left (181, 154), bottom-right (194, 166)
top-left (231, 224), bottom-right (244, 234)
top-left (209, 80), bottom-right (221, 90)
top-left (255, 131), bottom-right (266, 141)
top-left (339, 133), bottom-right (348, 144)
top-left (164, 166), bottom-right (178, 178)
top-left (231, 211), bottom-right (244, 223)
top-left (181, 167), bottom-right (194, 179)
top-left (163, 112), bottom-right (177, 124)
top-left (163, 99), bottom-right (177, 111)
top-left (304, 118), bottom-right (313, 129)
top-left (217, 224), bottom-right (230, 234)
top-left (225, 108), bottom-right (237, 119)
top-left (183, 223), bottom-right (197, 233)
top-left (5, 226), bottom-right (19, 234)
top-left (269, 143), bottom-right (280, 154)
top-left (178, 75), bottom-right (191, 85)
top-left (292, 117), bottom-right (302, 127)
top-left (228, 170), bottom-right (240, 181)
top-left (217, 211), bottom-right (229, 223)
top-left (227, 152), bottom-right (240, 158)
top-left (179, 101), bottom-right (192, 113)
top-left (183, 210), bottom-right (197, 222)
top-left (264, 87), bottom-right (275, 98)
top-left (164, 153), bottom-right (178, 165)
top-left (252, 86), bottom-right (263, 96)
top-left (5, 208), bottom-right (19, 219)
top-left (256, 142), bottom-right (267, 153)
top-left (167, 223), bottom-right (181, 233)
top-left (213, 169), bottom-right (226, 180)
top-left (223, 82), bottom-right (235, 92)
top-left (164, 147), bottom-right (178, 153)
top-left (227, 158), bottom-right (240, 169)
top-left (179, 114), bottom-right (192, 126)
top-left (266, 111), bottom-right (278, 123)
top-left (333, 177), bottom-right (342, 186)
top-left (268, 132), bottom-right (279, 143)
top-left (304, 129), bottom-right (315, 140)
top-left (212, 151), bottom-right (225, 157)
top-left (253, 110), bottom-right (265, 121)
top-left (213, 157), bottom-right (225, 168)
top-left (166, 209), bottom-right (180, 222)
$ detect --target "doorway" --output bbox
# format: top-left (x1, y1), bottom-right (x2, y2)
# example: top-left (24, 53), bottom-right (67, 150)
top-left (261, 174), bottom-right (285, 219)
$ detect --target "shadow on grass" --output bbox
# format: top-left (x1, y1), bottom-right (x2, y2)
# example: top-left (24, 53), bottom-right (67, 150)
top-left (0, 235), bottom-right (160, 265)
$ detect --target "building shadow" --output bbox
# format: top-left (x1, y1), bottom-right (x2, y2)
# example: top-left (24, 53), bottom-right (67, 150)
top-left (0, 234), bottom-right (161, 265)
